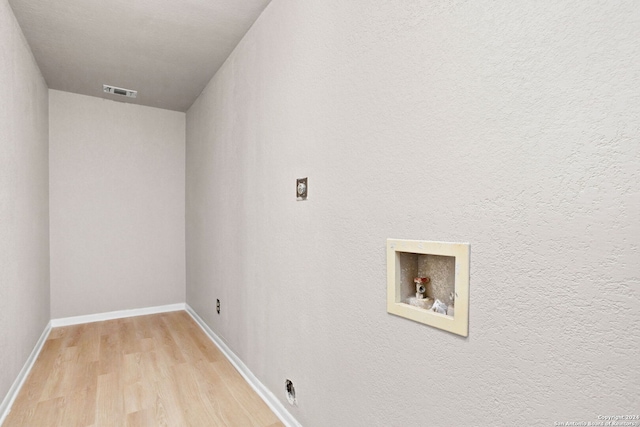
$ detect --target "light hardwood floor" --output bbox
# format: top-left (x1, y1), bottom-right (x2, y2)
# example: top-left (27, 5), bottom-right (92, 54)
top-left (3, 311), bottom-right (284, 427)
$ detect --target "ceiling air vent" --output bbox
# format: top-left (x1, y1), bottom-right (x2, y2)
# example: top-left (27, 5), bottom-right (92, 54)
top-left (103, 84), bottom-right (137, 98)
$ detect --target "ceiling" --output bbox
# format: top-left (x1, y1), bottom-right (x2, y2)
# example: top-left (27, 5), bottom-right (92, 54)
top-left (8, 0), bottom-right (272, 112)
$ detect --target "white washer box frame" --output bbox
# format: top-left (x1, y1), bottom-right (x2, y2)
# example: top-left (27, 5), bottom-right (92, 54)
top-left (387, 239), bottom-right (470, 337)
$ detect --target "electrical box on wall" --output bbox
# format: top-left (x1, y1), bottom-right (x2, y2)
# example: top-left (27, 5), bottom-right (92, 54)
top-left (296, 177), bottom-right (308, 200)
top-left (387, 239), bottom-right (470, 337)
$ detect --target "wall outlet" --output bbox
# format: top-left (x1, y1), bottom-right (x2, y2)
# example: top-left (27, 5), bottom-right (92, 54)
top-left (216, 299), bottom-right (220, 314)
top-left (285, 379), bottom-right (296, 405)
top-left (296, 177), bottom-right (307, 200)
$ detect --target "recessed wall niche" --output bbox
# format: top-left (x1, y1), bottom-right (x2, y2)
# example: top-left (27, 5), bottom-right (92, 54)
top-left (387, 239), bottom-right (470, 337)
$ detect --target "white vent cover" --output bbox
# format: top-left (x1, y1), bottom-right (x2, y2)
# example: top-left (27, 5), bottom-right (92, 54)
top-left (103, 84), bottom-right (137, 98)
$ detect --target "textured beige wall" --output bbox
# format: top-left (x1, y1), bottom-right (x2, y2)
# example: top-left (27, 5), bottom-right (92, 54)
top-left (0, 0), bottom-right (50, 407)
top-left (186, 1), bottom-right (640, 425)
top-left (50, 90), bottom-right (185, 318)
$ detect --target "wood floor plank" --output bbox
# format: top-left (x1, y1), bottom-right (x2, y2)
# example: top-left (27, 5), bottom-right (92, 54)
top-left (38, 349), bottom-right (70, 401)
top-left (60, 386), bottom-right (98, 427)
top-left (120, 318), bottom-right (142, 355)
top-left (4, 311), bottom-right (283, 427)
top-left (96, 372), bottom-right (125, 427)
top-left (212, 360), bottom-right (283, 426)
top-left (152, 374), bottom-right (189, 426)
top-left (33, 396), bottom-right (66, 426)
top-left (180, 358), bottom-right (264, 427)
top-left (150, 315), bottom-right (186, 368)
top-left (170, 311), bottom-right (225, 363)
top-left (170, 362), bottom-right (227, 426)
top-left (125, 408), bottom-right (155, 427)
top-left (98, 326), bottom-right (124, 376)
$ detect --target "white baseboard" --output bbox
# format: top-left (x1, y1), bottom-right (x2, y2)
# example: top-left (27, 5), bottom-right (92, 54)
top-left (50, 303), bottom-right (186, 327)
top-left (0, 320), bottom-right (52, 426)
top-left (185, 304), bottom-right (301, 427)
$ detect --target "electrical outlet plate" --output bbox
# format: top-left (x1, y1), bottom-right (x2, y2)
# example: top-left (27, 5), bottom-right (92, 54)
top-left (386, 239), bottom-right (470, 336)
top-left (296, 177), bottom-right (307, 200)
top-left (285, 379), bottom-right (296, 405)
